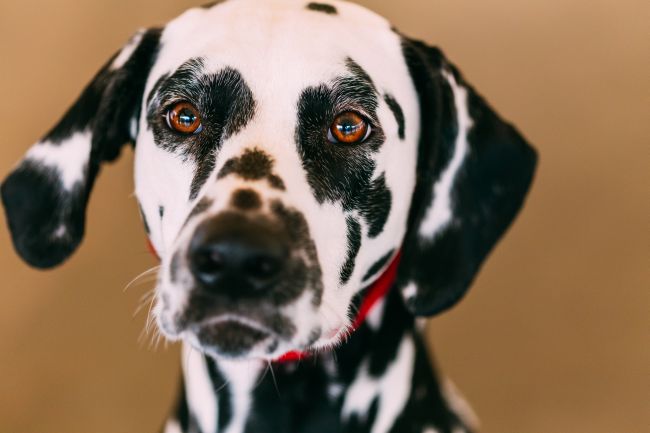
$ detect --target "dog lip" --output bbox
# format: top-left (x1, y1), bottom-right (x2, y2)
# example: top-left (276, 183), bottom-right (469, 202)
top-left (191, 314), bottom-right (274, 336)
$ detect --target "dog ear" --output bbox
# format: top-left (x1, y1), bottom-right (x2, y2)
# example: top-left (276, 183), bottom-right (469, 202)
top-left (1, 28), bottom-right (162, 269)
top-left (397, 38), bottom-right (538, 316)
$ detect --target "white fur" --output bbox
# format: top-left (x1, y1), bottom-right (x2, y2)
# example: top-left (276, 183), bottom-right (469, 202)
top-left (182, 343), bottom-right (218, 433)
top-left (443, 379), bottom-right (480, 431)
top-left (111, 29), bottom-right (144, 70)
top-left (162, 419), bottom-right (183, 433)
top-left (342, 334), bottom-right (415, 433)
top-left (217, 358), bottom-right (264, 433)
top-left (365, 298), bottom-right (386, 330)
top-left (418, 71), bottom-right (473, 239)
top-left (26, 130), bottom-right (91, 191)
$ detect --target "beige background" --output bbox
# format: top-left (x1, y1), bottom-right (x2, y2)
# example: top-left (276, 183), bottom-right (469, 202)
top-left (0, 0), bottom-right (647, 432)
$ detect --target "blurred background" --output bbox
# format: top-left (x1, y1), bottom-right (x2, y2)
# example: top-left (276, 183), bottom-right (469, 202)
top-left (0, 0), bottom-right (647, 432)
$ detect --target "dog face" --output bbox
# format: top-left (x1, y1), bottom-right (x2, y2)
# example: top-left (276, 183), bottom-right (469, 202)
top-left (1, 1), bottom-right (536, 360)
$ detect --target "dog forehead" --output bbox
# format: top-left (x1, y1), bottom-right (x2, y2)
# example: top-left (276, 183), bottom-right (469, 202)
top-left (146, 0), bottom-right (405, 101)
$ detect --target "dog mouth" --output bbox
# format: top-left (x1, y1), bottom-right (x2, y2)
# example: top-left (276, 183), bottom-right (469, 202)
top-left (187, 315), bottom-right (277, 357)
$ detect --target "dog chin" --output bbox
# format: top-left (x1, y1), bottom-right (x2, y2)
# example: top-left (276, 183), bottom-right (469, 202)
top-left (175, 317), bottom-right (284, 360)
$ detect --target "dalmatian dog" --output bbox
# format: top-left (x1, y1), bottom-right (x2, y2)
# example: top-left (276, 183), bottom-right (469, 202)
top-left (1, 1), bottom-right (537, 432)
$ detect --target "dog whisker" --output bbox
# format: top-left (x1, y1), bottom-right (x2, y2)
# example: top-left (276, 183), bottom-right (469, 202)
top-left (124, 265), bottom-right (161, 292)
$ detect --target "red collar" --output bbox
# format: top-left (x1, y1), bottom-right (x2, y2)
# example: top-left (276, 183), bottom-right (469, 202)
top-left (274, 250), bottom-right (402, 363)
top-left (146, 239), bottom-right (401, 363)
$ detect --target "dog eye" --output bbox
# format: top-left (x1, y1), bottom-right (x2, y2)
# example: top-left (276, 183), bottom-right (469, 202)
top-left (328, 111), bottom-right (371, 145)
top-left (165, 102), bottom-right (203, 134)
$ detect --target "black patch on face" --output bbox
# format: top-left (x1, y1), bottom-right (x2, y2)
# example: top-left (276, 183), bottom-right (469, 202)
top-left (231, 188), bottom-right (262, 211)
top-left (219, 148), bottom-right (272, 180)
top-left (339, 216), bottom-right (361, 284)
top-left (306, 2), bottom-right (338, 15)
top-left (218, 148), bottom-right (286, 190)
top-left (186, 197), bottom-right (213, 223)
top-left (295, 58), bottom-right (392, 241)
top-left (361, 249), bottom-right (395, 282)
top-left (146, 58), bottom-right (256, 199)
top-left (268, 174), bottom-right (286, 191)
top-left (384, 94), bottom-right (405, 140)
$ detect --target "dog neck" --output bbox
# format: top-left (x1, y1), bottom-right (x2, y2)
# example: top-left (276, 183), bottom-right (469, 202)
top-left (165, 285), bottom-right (475, 433)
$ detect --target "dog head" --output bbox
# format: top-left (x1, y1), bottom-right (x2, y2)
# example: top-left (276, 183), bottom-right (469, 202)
top-left (1, 0), bottom-right (536, 360)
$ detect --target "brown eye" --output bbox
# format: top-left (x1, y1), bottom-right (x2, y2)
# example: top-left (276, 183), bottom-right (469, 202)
top-left (165, 102), bottom-right (203, 134)
top-left (328, 111), bottom-right (371, 144)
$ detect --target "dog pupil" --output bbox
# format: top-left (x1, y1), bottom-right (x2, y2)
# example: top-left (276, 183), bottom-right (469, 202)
top-left (179, 109), bottom-right (196, 126)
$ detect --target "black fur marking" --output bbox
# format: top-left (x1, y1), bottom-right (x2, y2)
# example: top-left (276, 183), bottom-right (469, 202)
top-left (339, 216), bottom-right (361, 284)
top-left (219, 148), bottom-right (273, 180)
top-left (206, 359), bottom-right (233, 429)
top-left (146, 58), bottom-right (256, 199)
top-left (219, 148), bottom-right (286, 190)
top-left (295, 58), bottom-right (391, 240)
top-left (384, 94), bottom-right (405, 139)
top-left (268, 174), bottom-right (286, 191)
top-left (158, 205), bottom-right (165, 218)
top-left (397, 38), bottom-right (537, 316)
top-left (306, 2), bottom-right (338, 14)
top-left (1, 28), bottom-right (162, 268)
top-left (361, 249), bottom-right (394, 282)
top-left (231, 188), bottom-right (262, 211)
top-left (187, 197), bottom-right (213, 223)
top-left (171, 379), bottom-right (200, 432)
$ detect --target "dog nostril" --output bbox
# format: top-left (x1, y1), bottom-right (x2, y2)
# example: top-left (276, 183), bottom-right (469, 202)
top-left (191, 247), bottom-right (227, 284)
top-left (246, 255), bottom-right (283, 281)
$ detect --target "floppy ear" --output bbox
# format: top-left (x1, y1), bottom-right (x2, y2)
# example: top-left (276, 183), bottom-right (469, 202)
top-left (1, 28), bottom-right (161, 269)
top-left (397, 38), bottom-right (538, 316)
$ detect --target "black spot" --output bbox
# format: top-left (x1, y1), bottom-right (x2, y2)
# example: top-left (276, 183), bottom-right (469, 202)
top-left (219, 148), bottom-right (286, 190)
top-left (158, 205), bottom-right (165, 218)
top-left (359, 173), bottom-right (391, 238)
top-left (306, 2), bottom-right (338, 14)
top-left (295, 58), bottom-right (392, 239)
top-left (219, 148), bottom-right (273, 180)
top-left (340, 216), bottom-right (361, 284)
top-left (361, 249), bottom-right (395, 282)
top-left (384, 94), bottom-right (405, 139)
top-left (206, 359), bottom-right (233, 429)
top-left (146, 58), bottom-right (256, 199)
top-left (231, 188), bottom-right (261, 210)
top-left (268, 174), bottom-right (286, 191)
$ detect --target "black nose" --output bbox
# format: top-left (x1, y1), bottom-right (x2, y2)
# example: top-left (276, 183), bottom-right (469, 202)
top-left (189, 213), bottom-right (288, 296)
